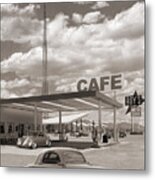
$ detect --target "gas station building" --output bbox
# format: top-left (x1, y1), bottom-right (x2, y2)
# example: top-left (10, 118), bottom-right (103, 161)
top-left (0, 91), bottom-right (122, 143)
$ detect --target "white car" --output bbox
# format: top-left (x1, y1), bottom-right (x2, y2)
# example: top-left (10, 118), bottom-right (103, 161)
top-left (27, 147), bottom-right (103, 169)
top-left (17, 132), bottom-right (51, 149)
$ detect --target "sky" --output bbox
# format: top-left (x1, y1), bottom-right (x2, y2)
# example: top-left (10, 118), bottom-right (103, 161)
top-left (0, 1), bottom-right (145, 124)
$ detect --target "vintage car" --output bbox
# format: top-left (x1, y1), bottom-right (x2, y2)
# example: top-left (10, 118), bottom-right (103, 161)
top-left (17, 132), bottom-right (51, 149)
top-left (46, 132), bottom-right (69, 142)
top-left (27, 147), bottom-right (103, 169)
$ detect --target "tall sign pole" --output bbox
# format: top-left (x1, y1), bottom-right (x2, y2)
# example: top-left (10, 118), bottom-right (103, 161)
top-left (113, 91), bottom-right (117, 142)
top-left (130, 107), bottom-right (134, 133)
top-left (42, 3), bottom-right (48, 95)
top-left (125, 91), bottom-right (145, 133)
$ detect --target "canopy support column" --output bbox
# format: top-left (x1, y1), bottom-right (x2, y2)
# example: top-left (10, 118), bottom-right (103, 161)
top-left (59, 110), bottom-right (63, 141)
top-left (98, 100), bottom-right (102, 142)
top-left (113, 92), bottom-right (117, 142)
top-left (34, 103), bottom-right (38, 131)
top-left (113, 106), bottom-right (117, 141)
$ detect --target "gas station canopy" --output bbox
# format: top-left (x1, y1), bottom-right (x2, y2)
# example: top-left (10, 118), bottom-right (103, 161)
top-left (43, 112), bottom-right (88, 125)
top-left (0, 91), bottom-right (122, 112)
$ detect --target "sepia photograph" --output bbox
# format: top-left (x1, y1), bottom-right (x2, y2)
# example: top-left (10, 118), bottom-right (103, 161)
top-left (0, 0), bottom-right (145, 170)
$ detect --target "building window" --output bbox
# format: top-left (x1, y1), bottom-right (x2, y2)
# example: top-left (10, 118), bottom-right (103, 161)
top-left (15, 126), bottom-right (18, 132)
top-left (0, 124), bottom-right (5, 134)
top-left (8, 124), bottom-right (13, 133)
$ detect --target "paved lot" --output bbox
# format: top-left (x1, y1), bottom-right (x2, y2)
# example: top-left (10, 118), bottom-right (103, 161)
top-left (84, 135), bottom-right (144, 170)
top-left (0, 134), bottom-right (144, 169)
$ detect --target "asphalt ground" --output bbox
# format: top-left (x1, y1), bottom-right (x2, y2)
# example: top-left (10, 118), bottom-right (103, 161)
top-left (0, 134), bottom-right (144, 170)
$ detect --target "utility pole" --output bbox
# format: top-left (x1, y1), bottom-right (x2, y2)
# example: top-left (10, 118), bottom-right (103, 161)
top-left (41, 3), bottom-right (48, 127)
top-left (42, 3), bottom-right (48, 95)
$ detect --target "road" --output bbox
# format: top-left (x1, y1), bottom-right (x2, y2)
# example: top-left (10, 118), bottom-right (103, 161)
top-left (0, 134), bottom-right (144, 169)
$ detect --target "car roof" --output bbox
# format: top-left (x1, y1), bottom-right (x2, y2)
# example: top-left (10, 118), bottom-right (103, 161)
top-left (40, 147), bottom-right (81, 154)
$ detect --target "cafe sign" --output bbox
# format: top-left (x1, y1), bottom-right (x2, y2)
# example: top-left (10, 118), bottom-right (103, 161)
top-left (77, 74), bottom-right (123, 92)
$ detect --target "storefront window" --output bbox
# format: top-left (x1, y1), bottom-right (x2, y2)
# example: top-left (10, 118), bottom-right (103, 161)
top-left (8, 124), bottom-right (13, 133)
top-left (15, 126), bottom-right (18, 131)
top-left (0, 124), bottom-right (5, 134)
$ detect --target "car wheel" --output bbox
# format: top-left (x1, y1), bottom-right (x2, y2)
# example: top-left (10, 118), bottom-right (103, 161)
top-left (32, 143), bottom-right (37, 149)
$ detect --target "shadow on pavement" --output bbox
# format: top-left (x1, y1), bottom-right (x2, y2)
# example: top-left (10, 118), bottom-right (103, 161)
top-left (49, 141), bottom-right (99, 149)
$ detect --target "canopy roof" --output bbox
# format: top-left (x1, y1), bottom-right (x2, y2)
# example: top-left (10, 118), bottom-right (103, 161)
top-left (1, 91), bottom-right (122, 112)
top-left (43, 112), bottom-right (88, 125)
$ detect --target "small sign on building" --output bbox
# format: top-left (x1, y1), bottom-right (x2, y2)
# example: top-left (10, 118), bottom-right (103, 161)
top-left (131, 107), bottom-right (141, 117)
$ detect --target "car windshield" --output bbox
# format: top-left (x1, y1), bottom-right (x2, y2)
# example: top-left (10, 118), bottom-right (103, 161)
top-left (42, 152), bottom-right (60, 164)
top-left (63, 151), bottom-right (86, 164)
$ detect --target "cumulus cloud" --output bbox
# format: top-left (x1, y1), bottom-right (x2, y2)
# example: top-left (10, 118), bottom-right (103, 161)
top-left (1, 47), bottom-right (44, 79)
top-left (72, 11), bottom-right (104, 24)
top-left (72, 13), bottom-right (83, 24)
top-left (1, 4), bottom-right (42, 45)
top-left (73, 1), bottom-right (93, 5)
top-left (105, 2), bottom-right (144, 40)
top-left (82, 11), bottom-right (105, 24)
top-left (1, 4), bottom-right (40, 18)
top-left (1, 2), bottom-right (144, 98)
top-left (91, 1), bottom-right (109, 10)
top-left (1, 78), bottom-right (30, 89)
top-left (1, 77), bottom-right (41, 98)
top-left (1, 89), bottom-right (19, 98)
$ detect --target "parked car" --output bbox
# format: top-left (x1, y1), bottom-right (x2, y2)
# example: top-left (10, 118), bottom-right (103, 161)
top-left (17, 132), bottom-right (51, 149)
top-left (27, 147), bottom-right (103, 169)
top-left (47, 132), bottom-right (69, 142)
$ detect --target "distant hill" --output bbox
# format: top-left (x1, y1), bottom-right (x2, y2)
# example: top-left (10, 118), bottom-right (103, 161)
top-left (104, 122), bottom-right (144, 132)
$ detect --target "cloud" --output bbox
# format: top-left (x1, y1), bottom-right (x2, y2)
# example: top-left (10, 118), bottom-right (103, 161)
top-left (83, 11), bottom-right (105, 24)
top-left (72, 13), bottom-right (83, 24)
top-left (1, 77), bottom-right (41, 98)
top-left (1, 89), bottom-right (19, 98)
top-left (1, 4), bottom-right (40, 18)
top-left (105, 2), bottom-right (144, 40)
top-left (72, 11), bottom-right (105, 24)
top-left (47, 13), bottom-right (69, 44)
top-left (73, 1), bottom-right (93, 5)
top-left (124, 71), bottom-right (144, 96)
top-left (1, 2), bottom-right (144, 97)
top-left (1, 78), bottom-right (30, 89)
top-left (91, 1), bottom-right (109, 10)
top-left (1, 4), bottom-right (42, 45)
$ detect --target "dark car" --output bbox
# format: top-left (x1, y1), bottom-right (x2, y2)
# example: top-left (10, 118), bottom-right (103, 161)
top-left (17, 132), bottom-right (51, 149)
top-left (27, 147), bottom-right (103, 169)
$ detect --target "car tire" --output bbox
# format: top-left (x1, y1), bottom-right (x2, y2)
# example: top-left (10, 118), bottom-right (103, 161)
top-left (32, 143), bottom-right (37, 149)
